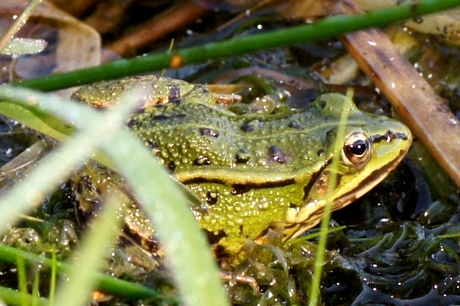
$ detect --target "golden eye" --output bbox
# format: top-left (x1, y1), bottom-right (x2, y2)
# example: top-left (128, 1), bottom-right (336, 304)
top-left (341, 132), bottom-right (372, 167)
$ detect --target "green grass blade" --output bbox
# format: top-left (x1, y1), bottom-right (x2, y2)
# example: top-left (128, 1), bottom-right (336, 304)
top-left (283, 226), bottom-right (346, 247)
top-left (48, 246), bottom-right (56, 306)
top-left (0, 101), bottom-right (74, 142)
top-left (2, 38), bottom-right (47, 56)
top-left (102, 129), bottom-right (229, 306)
top-left (13, 0), bottom-right (460, 91)
top-left (31, 269), bottom-right (39, 306)
top-left (308, 98), bottom-right (351, 306)
top-left (0, 0), bottom-right (42, 53)
top-left (16, 256), bottom-right (27, 306)
top-left (0, 98), bottom-right (115, 169)
top-left (0, 244), bottom-right (162, 300)
top-left (54, 195), bottom-right (122, 306)
top-left (0, 285), bottom-right (48, 306)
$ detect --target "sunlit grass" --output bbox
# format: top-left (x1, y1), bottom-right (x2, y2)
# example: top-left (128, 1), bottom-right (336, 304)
top-left (283, 226), bottom-right (347, 247)
top-left (0, 0), bottom-right (44, 54)
top-left (54, 194), bottom-right (122, 306)
top-left (48, 246), bottom-right (56, 306)
top-left (31, 269), bottom-right (39, 306)
top-left (0, 286), bottom-right (47, 306)
top-left (16, 256), bottom-right (27, 306)
top-left (0, 244), bottom-right (163, 300)
top-left (307, 94), bottom-right (351, 306)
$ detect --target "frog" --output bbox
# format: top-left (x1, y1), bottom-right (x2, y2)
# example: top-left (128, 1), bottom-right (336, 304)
top-left (71, 75), bottom-right (412, 256)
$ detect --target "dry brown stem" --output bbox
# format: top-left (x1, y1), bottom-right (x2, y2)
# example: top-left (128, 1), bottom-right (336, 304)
top-left (332, 0), bottom-right (460, 187)
top-left (84, 0), bottom-right (135, 34)
top-left (105, 0), bottom-right (209, 57)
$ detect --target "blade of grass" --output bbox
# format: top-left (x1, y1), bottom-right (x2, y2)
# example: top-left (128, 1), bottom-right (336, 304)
top-left (0, 285), bottom-right (48, 306)
top-left (0, 240), bottom-right (163, 300)
top-left (0, 0), bottom-right (42, 53)
top-left (0, 100), bottom-right (116, 169)
top-left (0, 101), bottom-right (74, 141)
top-left (0, 86), bottom-right (100, 129)
top-left (13, 0), bottom-right (460, 91)
top-left (2, 38), bottom-right (47, 56)
top-left (101, 129), bottom-right (229, 306)
top-left (283, 226), bottom-right (346, 247)
top-left (308, 96), bottom-right (351, 306)
top-left (31, 270), bottom-right (39, 306)
top-left (0, 141), bottom-right (46, 181)
top-left (16, 256), bottom-right (28, 306)
top-left (54, 194), bottom-right (123, 306)
top-left (48, 246), bottom-right (56, 305)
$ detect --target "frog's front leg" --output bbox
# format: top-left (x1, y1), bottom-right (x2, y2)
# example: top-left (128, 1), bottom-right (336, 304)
top-left (72, 161), bottom-right (158, 251)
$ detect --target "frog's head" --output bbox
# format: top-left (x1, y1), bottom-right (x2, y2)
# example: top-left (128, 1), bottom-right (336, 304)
top-left (284, 93), bottom-right (412, 239)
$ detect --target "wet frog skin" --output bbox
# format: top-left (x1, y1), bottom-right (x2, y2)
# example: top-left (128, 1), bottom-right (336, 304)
top-left (72, 76), bottom-right (412, 255)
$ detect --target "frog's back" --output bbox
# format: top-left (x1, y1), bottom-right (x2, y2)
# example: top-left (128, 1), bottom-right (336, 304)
top-left (129, 100), bottom-right (343, 176)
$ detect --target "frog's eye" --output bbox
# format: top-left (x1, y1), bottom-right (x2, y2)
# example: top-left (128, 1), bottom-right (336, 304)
top-left (341, 132), bottom-right (372, 167)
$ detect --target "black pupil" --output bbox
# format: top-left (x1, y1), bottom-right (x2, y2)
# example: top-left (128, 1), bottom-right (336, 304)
top-left (348, 139), bottom-right (368, 156)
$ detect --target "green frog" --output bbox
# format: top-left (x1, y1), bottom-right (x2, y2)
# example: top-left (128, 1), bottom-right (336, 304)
top-left (71, 75), bottom-right (412, 256)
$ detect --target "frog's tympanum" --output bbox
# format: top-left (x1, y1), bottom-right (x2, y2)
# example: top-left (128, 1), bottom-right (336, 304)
top-left (71, 76), bottom-right (412, 256)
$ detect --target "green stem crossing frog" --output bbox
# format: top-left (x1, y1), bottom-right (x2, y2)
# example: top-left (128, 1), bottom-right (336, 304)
top-left (71, 76), bottom-right (412, 256)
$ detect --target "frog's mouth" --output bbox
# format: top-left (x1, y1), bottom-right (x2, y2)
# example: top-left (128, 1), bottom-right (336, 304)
top-left (332, 146), bottom-right (408, 209)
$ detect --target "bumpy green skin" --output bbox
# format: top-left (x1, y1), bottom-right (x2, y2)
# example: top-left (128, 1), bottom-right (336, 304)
top-left (72, 75), bottom-right (213, 108)
top-left (72, 76), bottom-right (411, 255)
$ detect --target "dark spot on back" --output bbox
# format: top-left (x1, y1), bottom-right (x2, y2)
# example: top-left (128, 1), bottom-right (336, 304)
top-left (319, 97), bottom-right (327, 108)
top-left (206, 191), bottom-right (219, 205)
top-left (194, 156), bottom-right (211, 166)
top-left (288, 121), bottom-right (301, 129)
top-left (168, 161), bottom-right (176, 171)
top-left (169, 86), bottom-right (181, 104)
top-left (235, 149), bottom-right (251, 164)
top-left (153, 114), bottom-right (170, 121)
top-left (269, 145), bottom-right (287, 163)
top-left (145, 140), bottom-right (161, 155)
top-left (240, 121), bottom-right (258, 132)
top-left (145, 140), bottom-right (158, 149)
top-left (199, 128), bottom-right (220, 138)
top-left (127, 119), bottom-right (138, 127)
